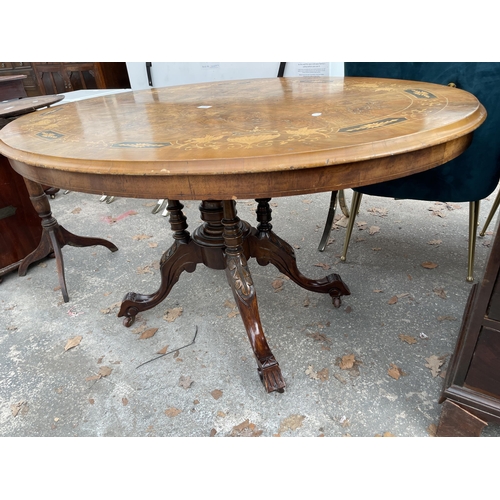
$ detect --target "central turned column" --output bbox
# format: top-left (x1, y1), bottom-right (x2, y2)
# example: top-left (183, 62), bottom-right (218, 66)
top-left (192, 200), bottom-right (251, 270)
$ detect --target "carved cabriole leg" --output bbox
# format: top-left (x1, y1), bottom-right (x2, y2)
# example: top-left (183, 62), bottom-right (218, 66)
top-left (118, 200), bottom-right (202, 326)
top-left (19, 178), bottom-right (118, 302)
top-left (222, 200), bottom-right (285, 393)
top-left (249, 198), bottom-right (350, 308)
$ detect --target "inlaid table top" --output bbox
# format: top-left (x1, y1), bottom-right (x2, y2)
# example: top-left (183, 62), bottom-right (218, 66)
top-left (0, 77), bottom-right (486, 200)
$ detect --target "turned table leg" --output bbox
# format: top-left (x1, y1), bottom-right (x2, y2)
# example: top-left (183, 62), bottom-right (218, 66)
top-left (118, 200), bottom-right (203, 326)
top-left (248, 198), bottom-right (350, 307)
top-left (19, 178), bottom-right (118, 302)
top-left (222, 200), bottom-right (285, 393)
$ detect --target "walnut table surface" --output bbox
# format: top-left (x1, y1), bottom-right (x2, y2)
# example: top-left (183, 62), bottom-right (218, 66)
top-left (0, 77), bottom-right (486, 393)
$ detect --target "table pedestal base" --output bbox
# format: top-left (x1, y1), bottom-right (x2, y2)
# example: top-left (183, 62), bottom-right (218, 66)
top-left (20, 178), bottom-right (119, 302)
top-left (118, 199), bottom-right (350, 393)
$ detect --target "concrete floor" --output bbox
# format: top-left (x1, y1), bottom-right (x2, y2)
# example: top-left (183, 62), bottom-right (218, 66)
top-left (1, 187), bottom-right (500, 437)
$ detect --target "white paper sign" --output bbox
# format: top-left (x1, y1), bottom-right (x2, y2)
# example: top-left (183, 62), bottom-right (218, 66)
top-left (297, 62), bottom-right (329, 77)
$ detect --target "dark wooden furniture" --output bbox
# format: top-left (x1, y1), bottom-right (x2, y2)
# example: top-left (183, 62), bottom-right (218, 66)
top-left (0, 152), bottom-right (42, 281)
top-left (0, 95), bottom-right (64, 118)
top-left (32, 63), bottom-right (130, 95)
top-left (0, 95), bottom-right (118, 294)
top-left (0, 77), bottom-right (485, 393)
top-left (0, 64), bottom-right (37, 97)
top-left (0, 63), bottom-right (130, 97)
top-left (0, 95), bottom-right (64, 281)
top-left (437, 217), bottom-right (500, 436)
top-left (0, 75), bottom-right (28, 100)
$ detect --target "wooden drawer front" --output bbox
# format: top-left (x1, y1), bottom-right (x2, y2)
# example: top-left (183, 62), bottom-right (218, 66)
top-left (464, 326), bottom-right (500, 398)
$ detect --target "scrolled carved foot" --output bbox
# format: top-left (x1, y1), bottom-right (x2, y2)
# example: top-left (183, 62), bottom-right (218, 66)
top-left (118, 297), bottom-right (139, 327)
top-left (258, 357), bottom-right (286, 393)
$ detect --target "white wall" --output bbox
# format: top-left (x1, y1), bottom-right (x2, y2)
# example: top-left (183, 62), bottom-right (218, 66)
top-left (125, 62), bottom-right (344, 90)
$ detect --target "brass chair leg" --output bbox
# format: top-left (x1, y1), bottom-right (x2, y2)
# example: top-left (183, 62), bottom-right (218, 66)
top-left (467, 200), bottom-right (480, 283)
top-left (480, 190), bottom-right (500, 236)
top-left (338, 189), bottom-right (350, 217)
top-left (318, 191), bottom-right (338, 252)
top-left (341, 191), bottom-right (363, 261)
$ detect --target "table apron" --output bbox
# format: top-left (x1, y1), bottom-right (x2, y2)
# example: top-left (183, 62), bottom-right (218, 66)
top-left (7, 133), bottom-right (472, 200)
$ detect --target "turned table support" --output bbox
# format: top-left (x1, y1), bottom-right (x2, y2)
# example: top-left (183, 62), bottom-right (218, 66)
top-left (118, 198), bottom-right (350, 393)
top-left (20, 178), bottom-right (118, 302)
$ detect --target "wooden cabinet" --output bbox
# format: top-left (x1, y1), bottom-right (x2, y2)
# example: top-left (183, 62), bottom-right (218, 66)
top-left (0, 62), bottom-right (130, 96)
top-left (0, 62), bottom-right (39, 96)
top-left (437, 219), bottom-right (500, 436)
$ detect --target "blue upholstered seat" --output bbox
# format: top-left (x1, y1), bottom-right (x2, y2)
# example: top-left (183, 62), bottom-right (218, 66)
top-left (319, 63), bottom-right (500, 282)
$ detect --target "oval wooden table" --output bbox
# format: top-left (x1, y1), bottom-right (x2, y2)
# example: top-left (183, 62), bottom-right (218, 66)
top-left (0, 77), bottom-right (486, 393)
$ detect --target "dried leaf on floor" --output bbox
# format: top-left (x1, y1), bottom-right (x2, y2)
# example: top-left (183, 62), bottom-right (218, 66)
top-left (11, 401), bottom-right (28, 417)
top-left (278, 415), bottom-right (305, 434)
top-left (148, 242), bottom-right (158, 248)
top-left (421, 261), bottom-right (438, 269)
top-left (230, 419), bottom-right (263, 437)
top-left (388, 363), bottom-right (405, 380)
top-left (375, 432), bottom-right (395, 437)
top-left (314, 262), bottom-right (331, 270)
top-left (306, 365), bottom-right (319, 380)
top-left (64, 336), bottom-right (82, 351)
top-left (438, 315), bottom-right (456, 322)
top-left (369, 226), bottom-right (380, 235)
top-left (335, 216), bottom-right (349, 228)
top-left (367, 207), bottom-right (388, 217)
top-left (399, 334), bottom-right (417, 345)
top-left (428, 239), bottom-right (442, 245)
top-left (179, 375), bottom-right (194, 389)
top-left (122, 398), bottom-right (128, 406)
top-left (157, 345), bottom-right (169, 354)
top-left (303, 297), bottom-right (310, 307)
top-left (100, 302), bottom-right (121, 314)
top-left (373, 289), bottom-right (384, 293)
top-left (339, 353), bottom-right (356, 370)
top-left (165, 407), bottom-right (182, 417)
top-left (387, 296), bottom-right (398, 305)
top-left (224, 299), bottom-right (239, 318)
top-left (433, 287), bottom-right (447, 299)
top-left (99, 366), bottom-right (112, 377)
top-left (137, 265), bottom-right (153, 274)
top-left (71, 207), bottom-right (82, 214)
top-left (211, 389), bottom-right (223, 400)
top-left (132, 323), bottom-right (148, 334)
top-left (317, 368), bottom-right (329, 382)
top-left (139, 328), bottom-right (158, 340)
top-left (425, 355), bottom-right (445, 377)
top-left (86, 366), bottom-right (113, 381)
top-left (163, 307), bottom-right (183, 322)
top-left (271, 279), bottom-right (284, 291)
top-left (132, 234), bottom-right (152, 240)
top-left (306, 332), bottom-right (332, 344)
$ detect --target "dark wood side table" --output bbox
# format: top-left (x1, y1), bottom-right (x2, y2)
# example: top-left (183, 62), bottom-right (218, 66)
top-left (0, 95), bottom-right (118, 294)
top-left (437, 218), bottom-right (500, 436)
